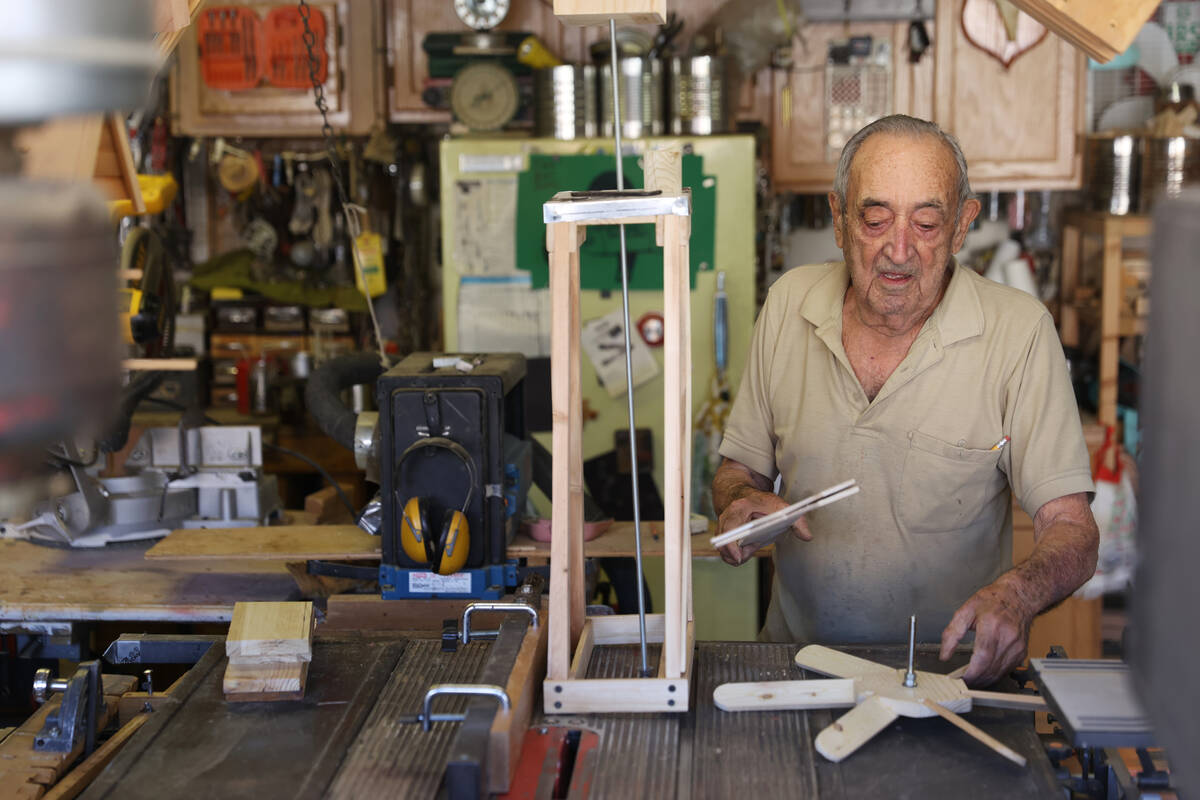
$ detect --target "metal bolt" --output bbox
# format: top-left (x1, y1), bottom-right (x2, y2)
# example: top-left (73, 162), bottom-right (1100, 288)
top-left (143, 669), bottom-right (153, 696)
top-left (33, 668), bottom-right (69, 703)
top-left (903, 615), bottom-right (918, 688)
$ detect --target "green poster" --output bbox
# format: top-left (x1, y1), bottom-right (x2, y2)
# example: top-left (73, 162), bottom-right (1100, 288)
top-left (515, 152), bottom-right (716, 290)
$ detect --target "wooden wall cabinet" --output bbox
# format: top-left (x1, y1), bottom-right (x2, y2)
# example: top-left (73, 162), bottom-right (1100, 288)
top-left (931, 0), bottom-right (1085, 190)
top-left (770, 22), bottom-right (933, 193)
top-left (171, 1), bottom-right (383, 137)
top-left (768, 1), bottom-right (1085, 192)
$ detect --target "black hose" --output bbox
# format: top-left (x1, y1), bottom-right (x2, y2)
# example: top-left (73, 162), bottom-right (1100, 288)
top-left (304, 352), bottom-right (386, 451)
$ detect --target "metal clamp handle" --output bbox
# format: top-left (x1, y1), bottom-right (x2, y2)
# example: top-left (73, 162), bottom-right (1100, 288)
top-left (420, 684), bottom-right (510, 732)
top-left (460, 602), bottom-right (539, 644)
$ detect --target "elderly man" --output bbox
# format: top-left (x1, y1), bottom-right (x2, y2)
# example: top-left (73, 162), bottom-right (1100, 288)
top-left (714, 115), bottom-right (1098, 687)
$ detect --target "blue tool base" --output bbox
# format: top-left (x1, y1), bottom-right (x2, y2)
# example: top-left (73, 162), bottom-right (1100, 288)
top-left (378, 562), bottom-right (519, 599)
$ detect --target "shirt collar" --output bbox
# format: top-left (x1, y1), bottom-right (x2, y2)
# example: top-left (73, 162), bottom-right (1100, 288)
top-left (799, 259), bottom-right (983, 346)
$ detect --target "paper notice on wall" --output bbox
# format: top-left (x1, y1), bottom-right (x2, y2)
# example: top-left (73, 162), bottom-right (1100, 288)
top-left (581, 308), bottom-right (659, 398)
top-left (457, 275), bottom-right (550, 358)
top-left (453, 178), bottom-right (519, 276)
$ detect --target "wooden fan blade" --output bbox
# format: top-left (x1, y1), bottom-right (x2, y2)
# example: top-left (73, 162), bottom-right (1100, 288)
top-left (814, 695), bottom-right (899, 762)
top-left (964, 689), bottom-right (1048, 712)
top-left (946, 664), bottom-right (969, 680)
top-left (794, 644), bottom-right (894, 679)
top-left (713, 679), bottom-right (856, 712)
top-left (921, 699), bottom-right (1028, 767)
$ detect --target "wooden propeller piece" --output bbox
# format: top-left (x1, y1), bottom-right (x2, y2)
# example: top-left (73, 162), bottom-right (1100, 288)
top-left (714, 644), bottom-right (1036, 766)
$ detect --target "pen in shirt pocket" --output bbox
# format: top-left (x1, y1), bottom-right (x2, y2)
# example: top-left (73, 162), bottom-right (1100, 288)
top-left (990, 435), bottom-right (1010, 451)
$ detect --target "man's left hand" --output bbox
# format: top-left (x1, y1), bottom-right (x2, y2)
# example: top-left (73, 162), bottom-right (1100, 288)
top-left (938, 577), bottom-right (1035, 687)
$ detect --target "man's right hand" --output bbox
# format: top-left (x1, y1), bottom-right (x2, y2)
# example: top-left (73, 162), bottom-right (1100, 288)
top-left (716, 488), bottom-right (812, 566)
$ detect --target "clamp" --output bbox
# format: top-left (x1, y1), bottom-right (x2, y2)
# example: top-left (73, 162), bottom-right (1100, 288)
top-left (32, 660), bottom-right (102, 755)
top-left (400, 684), bottom-right (512, 732)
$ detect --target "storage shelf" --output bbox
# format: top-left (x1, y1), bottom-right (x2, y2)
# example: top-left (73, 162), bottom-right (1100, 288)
top-left (1060, 211), bottom-right (1151, 427)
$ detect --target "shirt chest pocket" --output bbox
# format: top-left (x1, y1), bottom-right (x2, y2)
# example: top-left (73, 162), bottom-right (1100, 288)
top-left (898, 430), bottom-right (1006, 534)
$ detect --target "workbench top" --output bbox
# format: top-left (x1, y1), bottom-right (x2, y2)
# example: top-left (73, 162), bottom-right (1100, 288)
top-left (82, 637), bottom-right (1059, 799)
top-left (0, 538), bottom-right (301, 623)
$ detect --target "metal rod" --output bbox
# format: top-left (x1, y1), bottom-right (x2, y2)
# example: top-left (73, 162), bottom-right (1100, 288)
top-left (609, 16), bottom-right (650, 677)
top-left (904, 615), bottom-right (918, 688)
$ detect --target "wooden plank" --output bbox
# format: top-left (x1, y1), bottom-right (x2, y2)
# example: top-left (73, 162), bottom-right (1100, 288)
top-left (122, 358), bottom-right (198, 371)
top-left (794, 645), bottom-right (897, 679)
top-left (921, 699), bottom-right (1028, 767)
top-left (814, 695), bottom-right (900, 763)
top-left (1098, 224), bottom-right (1122, 427)
top-left (547, 221), bottom-right (585, 682)
top-left (225, 601), bottom-right (314, 661)
top-left (544, 676), bottom-right (687, 714)
top-left (1059, 221), bottom-right (1081, 347)
top-left (488, 608), bottom-right (549, 794)
top-left (551, 0), bottom-right (664, 26)
top-left (713, 679), bottom-right (857, 712)
top-left (222, 661), bottom-right (308, 698)
top-left (146, 526), bottom-right (380, 562)
top-left (1007, 0), bottom-right (1158, 62)
top-left (589, 613), bottom-right (665, 645)
top-left (16, 115), bottom-right (104, 182)
top-left (0, 539), bottom-right (297, 625)
top-left (304, 486), bottom-right (355, 524)
top-left (965, 689), bottom-right (1048, 712)
top-left (40, 714), bottom-right (150, 800)
top-left (101, 115), bottom-right (143, 217)
top-left (323, 594), bottom-right (507, 633)
top-left (643, 146), bottom-right (683, 195)
top-left (662, 212), bottom-right (685, 680)
top-left (567, 619), bottom-right (596, 680)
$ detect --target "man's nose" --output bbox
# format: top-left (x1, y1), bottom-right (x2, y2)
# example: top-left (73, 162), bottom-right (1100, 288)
top-left (885, 223), bottom-right (912, 262)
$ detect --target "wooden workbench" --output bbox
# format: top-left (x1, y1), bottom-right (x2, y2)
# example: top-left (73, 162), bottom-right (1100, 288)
top-left (0, 538), bottom-right (300, 624)
top-left (144, 521), bottom-right (766, 563)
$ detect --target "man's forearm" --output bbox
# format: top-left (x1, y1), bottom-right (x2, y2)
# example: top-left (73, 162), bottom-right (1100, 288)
top-left (997, 494), bottom-right (1099, 617)
top-left (712, 458), bottom-right (774, 516)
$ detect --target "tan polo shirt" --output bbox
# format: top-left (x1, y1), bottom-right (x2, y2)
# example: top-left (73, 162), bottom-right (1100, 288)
top-left (719, 261), bottom-right (1094, 644)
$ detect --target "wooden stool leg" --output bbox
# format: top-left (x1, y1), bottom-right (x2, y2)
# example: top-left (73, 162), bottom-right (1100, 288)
top-left (548, 221), bottom-right (586, 681)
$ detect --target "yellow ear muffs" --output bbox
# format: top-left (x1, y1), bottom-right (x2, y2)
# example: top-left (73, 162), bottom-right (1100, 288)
top-left (436, 509), bottom-right (470, 575)
top-left (395, 437), bottom-right (479, 575)
top-left (400, 496), bottom-right (432, 565)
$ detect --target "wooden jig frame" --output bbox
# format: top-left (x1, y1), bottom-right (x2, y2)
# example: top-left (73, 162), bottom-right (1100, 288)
top-left (542, 188), bottom-right (694, 713)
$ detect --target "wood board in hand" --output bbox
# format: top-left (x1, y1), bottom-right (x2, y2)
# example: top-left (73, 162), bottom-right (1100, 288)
top-left (709, 480), bottom-right (859, 551)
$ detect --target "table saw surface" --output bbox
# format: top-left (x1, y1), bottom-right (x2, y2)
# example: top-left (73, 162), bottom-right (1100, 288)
top-left (82, 635), bottom-right (1060, 799)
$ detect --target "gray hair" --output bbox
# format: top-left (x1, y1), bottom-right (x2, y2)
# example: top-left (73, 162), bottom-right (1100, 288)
top-left (832, 115), bottom-right (972, 217)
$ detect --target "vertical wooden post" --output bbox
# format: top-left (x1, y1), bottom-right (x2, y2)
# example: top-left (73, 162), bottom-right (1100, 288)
top-left (548, 221), bottom-right (586, 681)
top-left (1059, 219), bottom-right (1080, 348)
top-left (1098, 225), bottom-right (1121, 428)
top-left (661, 213), bottom-right (687, 679)
top-left (678, 222), bottom-right (694, 669)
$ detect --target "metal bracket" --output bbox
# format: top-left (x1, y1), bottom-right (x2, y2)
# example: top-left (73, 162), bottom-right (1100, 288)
top-left (414, 684), bottom-right (510, 732)
top-left (33, 660), bottom-right (101, 755)
top-left (102, 634), bottom-right (220, 665)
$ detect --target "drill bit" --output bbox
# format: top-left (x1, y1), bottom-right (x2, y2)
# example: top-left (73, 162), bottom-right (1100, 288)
top-left (903, 615), bottom-right (918, 688)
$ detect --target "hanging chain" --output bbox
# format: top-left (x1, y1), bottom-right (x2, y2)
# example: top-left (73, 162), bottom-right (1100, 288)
top-left (297, 0), bottom-right (388, 364)
top-left (298, 0), bottom-right (350, 214)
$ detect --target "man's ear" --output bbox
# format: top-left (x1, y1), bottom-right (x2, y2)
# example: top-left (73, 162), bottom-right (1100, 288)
top-left (951, 197), bottom-right (982, 252)
top-left (828, 192), bottom-right (844, 249)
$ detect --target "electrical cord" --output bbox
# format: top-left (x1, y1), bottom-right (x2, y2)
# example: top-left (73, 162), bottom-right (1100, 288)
top-left (139, 397), bottom-right (360, 521)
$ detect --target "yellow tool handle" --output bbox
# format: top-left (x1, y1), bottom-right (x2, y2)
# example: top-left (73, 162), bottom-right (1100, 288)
top-left (517, 35), bottom-right (563, 69)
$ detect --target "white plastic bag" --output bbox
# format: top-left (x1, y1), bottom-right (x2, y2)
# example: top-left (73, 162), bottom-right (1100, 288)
top-left (1077, 426), bottom-right (1137, 598)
